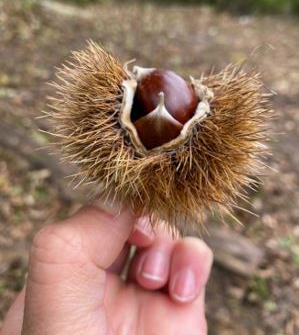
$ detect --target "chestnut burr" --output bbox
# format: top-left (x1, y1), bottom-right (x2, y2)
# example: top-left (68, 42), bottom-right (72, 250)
top-left (48, 42), bottom-right (272, 234)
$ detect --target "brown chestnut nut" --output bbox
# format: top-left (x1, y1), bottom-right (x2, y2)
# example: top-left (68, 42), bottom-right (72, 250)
top-left (129, 68), bottom-right (199, 150)
top-left (133, 92), bottom-right (184, 150)
top-left (131, 69), bottom-right (198, 124)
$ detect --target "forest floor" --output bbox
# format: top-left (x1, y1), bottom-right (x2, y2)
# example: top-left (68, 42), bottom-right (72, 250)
top-left (0, 1), bottom-right (299, 334)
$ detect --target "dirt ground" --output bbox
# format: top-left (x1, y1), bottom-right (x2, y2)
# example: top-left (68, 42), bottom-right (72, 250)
top-left (0, 1), bottom-right (298, 334)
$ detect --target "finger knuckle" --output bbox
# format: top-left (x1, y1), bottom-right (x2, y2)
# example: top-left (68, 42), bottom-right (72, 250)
top-left (31, 224), bottom-right (83, 265)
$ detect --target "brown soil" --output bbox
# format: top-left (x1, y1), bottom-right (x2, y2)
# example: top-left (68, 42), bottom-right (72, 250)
top-left (0, 1), bottom-right (298, 334)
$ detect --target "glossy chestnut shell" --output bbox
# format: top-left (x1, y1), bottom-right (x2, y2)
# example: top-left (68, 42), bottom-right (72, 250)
top-left (130, 69), bottom-right (199, 149)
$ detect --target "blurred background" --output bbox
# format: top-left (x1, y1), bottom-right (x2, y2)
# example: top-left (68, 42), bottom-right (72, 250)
top-left (0, 0), bottom-right (298, 334)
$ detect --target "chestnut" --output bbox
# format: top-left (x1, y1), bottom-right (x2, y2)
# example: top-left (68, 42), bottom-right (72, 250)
top-left (120, 64), bottom-right (212, 152)
top-left (128, 68), bottom-right (199, 150)
top-left (131, 69), bottom-right (199, 124)
top-left (133, 92), bottom-right (184, 150)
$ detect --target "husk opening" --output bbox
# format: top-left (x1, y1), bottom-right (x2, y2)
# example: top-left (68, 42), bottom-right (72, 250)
top-left (120, 66), bottom-right (214, 154)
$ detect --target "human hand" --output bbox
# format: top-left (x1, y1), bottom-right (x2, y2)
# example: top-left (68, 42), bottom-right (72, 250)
top-left (1, 200), bottom-right (213, 335)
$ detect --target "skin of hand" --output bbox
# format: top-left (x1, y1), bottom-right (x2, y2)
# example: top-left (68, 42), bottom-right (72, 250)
top-left (1, 199), bottom-right (213, 335)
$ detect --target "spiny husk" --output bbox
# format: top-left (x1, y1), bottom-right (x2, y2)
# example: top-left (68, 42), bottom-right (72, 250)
top-left (47, 41), bottom-right (272, 235)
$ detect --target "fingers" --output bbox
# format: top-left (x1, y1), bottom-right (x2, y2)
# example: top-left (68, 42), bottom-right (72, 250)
top-left (22, 200), bottom-right (137, 335)
top-left (108, 217), bottom-right (155, 274)
top-left (128, 236), bottom-right (213, 304)
top-left (109, 217), bottom-right (171, 276)
top-left (128, 235), bottom-right (174, 289)
top-left (1, 288), bottom-right (25, 335)
top-left (128, 216), bottom-right (155, 247)
top-left (169, 237), bottom-right (213, 303)
top-left (72, 200), bottom-right (138, 269)
top-left (107, 243), bottom-right (131, 273)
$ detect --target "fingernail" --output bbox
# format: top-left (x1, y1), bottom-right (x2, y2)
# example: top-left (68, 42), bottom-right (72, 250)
top-left (172, 268), bottom-right (197, 302)
top-left (135, 217), bottom-right (154, 238)
top-left (140, 250), bottom-right (166, 281)
top-left (92, 195), bottom-right (123, 217)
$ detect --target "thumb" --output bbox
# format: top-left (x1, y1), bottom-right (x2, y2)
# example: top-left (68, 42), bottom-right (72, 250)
top-left (22, 199), bottom-right (137, 335)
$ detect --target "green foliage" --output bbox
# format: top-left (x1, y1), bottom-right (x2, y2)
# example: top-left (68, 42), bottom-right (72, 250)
top-left (212, 0), bottom-right (299, 14)
top-left (60, 0), bottom-right (110, 4)
top-left (279, 236), bottom-right (299, 266)
top-left (63, 0), bottom-right (94, 3)
top-left (143, 0), bottom-right (299, 14)
top-left (57, 0), bottom-right (299, 14)
top-left (251, 276), bottom-right (270, 300)
top-left (263, 300), bottom-right (278, 312)
top-left (279, 236), bottom-right (295, 249)
top-left (293, 253), bottom-right (299, 266)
